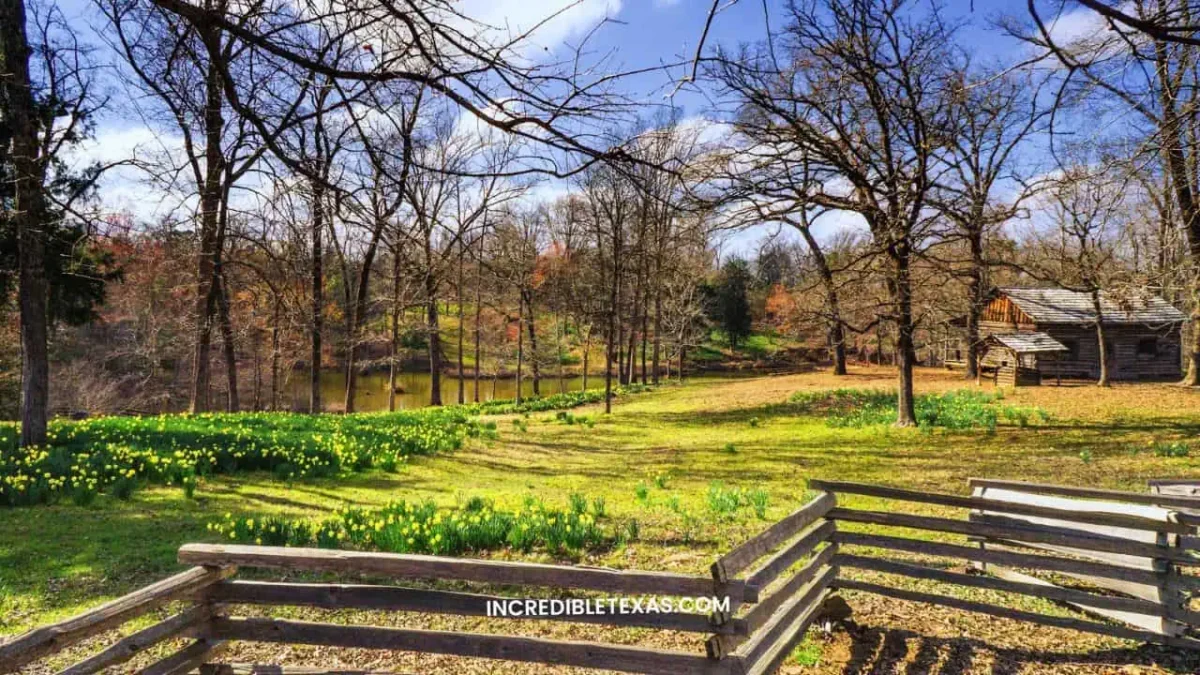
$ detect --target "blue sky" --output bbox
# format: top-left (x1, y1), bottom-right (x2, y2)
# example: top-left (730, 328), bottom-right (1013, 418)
top-left (62, 0), bottom-right (1081, 250)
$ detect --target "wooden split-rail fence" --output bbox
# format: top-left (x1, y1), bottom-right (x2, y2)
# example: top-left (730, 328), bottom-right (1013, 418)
top-left (3, 478), bottom-right (1199, 674)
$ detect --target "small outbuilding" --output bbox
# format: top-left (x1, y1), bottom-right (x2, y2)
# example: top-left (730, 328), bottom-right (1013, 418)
top-left (950, 287), bottom-right (1189, 383)
top-left (980, 332), bottom-right (1068, 387)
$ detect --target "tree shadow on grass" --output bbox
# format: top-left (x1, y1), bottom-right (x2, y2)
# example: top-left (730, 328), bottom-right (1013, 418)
top-left (839, 622), bottom-right (1200, 674)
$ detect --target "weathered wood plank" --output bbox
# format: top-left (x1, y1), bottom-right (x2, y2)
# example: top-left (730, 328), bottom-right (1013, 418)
top-left (0, 566), bottom-right (234, 672)
top-left (742, 589), bottom-right (830, 675)
top-left (835, 579), bottom-right (1200, 650)
top-left (744, 546), bottom-right (839, 637)
top-left (972, 513), bottom-right (1167, 571)
top-left (199, 665), bottom-right (478, 675)
top-left (708, 559), bottom-right (837, 660)
top-left (829, 508), bottom-right (1199, 566)
top-left (209, 617), bottom-right (736, 675)
top-left (968, 479), bottom-right (1200, 519)
top-left (712, 492), bottom-right (835, 583)
top-left (211, 581), bottom-right (745, 635)
top-left (834, 554), bottom-right (1163, 615)
top-left (745, 521), bottom-right (835, 591)
top-left (728, 565), bottom-right (834, 667)
top-left (56, 604), bottom-right (214, 675)
top-left (180, 544), bottom-right (755, 603)
top-left (139, 639), bottom-right (224, 675)
top-left (984, 564), bottom-right (1183, 636)
top-left (812, 480), bottom-right (1192, 534)
top-left (832, 531), bottom-right (1167, 585)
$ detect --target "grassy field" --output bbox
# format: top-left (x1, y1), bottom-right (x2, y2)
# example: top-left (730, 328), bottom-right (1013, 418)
top-left (4, 366), bottom-right (1200, 673)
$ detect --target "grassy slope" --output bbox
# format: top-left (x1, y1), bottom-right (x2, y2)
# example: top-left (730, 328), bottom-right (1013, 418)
top-left (4, 366), bottom-right (1200, 672)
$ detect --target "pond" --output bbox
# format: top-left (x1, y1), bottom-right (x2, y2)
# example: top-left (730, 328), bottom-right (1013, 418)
top-left (286, 370), bottom-right (604, 411)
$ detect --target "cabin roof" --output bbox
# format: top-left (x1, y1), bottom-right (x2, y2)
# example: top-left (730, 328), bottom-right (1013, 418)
top-left (997, 287), bottom-right (1188, 326)
top-left (986, 332), bottom-right (1068, 354)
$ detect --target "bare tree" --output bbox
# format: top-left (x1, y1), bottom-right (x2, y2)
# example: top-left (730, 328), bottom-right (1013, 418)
top-left (710, 0), bottom-right (956, 425)
top-left (3, 1), bottom-right (112, 444)
top-left (1026, 162), bottom-right (1132, 386)
top-left (935, 67), bottom-right (1047, 378)
top-left (1013, 0), bottom-right (1200, 384)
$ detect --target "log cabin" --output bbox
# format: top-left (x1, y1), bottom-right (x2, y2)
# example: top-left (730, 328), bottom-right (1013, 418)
top-left (947, 287), bottom-right (1188, 383)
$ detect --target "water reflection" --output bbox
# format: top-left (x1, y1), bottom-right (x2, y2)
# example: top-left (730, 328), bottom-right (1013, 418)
top-left (287, 371), bottom-right (602, 411)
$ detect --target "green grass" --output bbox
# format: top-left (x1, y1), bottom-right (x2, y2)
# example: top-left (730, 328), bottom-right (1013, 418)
top-left (0, 387), bottom-right (652, 508)
top-left (0, 408), bottom-right (485, 507)
top-left (4, 367), bottom-right (1200, 670)
top-left (788, 388), bottom-right (1050, 431)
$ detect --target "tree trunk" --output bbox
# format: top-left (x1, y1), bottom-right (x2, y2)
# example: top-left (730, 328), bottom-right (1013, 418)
top-left (1152, 39), bottom-right (1200, 386)
top-left (640, 301), bottom-right (648, 384)
top-left (892, 251), bottom-right (917, 426)
top-left (189, 54), bottom-right (225, 414)
top-left (964, 217), bottom-right (987, 379)
top-left (2, 0), bottom-right (50, 445)
top-left (524, 290), bottom-right (540, 397)
top-left (604, 318), bottom-right (614, 413)
top-left (1092, 290), bottom-right (1111, 387)
top-left (252, 328), bottom-right (261, 411)
top-left (652, 288), bottom-right (662, 385)
top-left (215, 272), bottom-right (238, 411)
top-left (309, 179), bottom-right (324, 414)
top-left (516, 296), bottom-right (524, 405)
top-left (388, 252), bottom-right (401, 412)
top-left (343, 217), bottom-right (387, 414)
top-left (1188, 285), bottom-right (1200, 385)
top-left (457, 240), bottom-right (465, 404)
top-left (822, 276), bottom-right (847, 376)
top-left (582, 331), bottom-right (590, 391)
top-left (473, 264), bottom-right (482, 403)
top-left (426, 269), bottom-right (442, 406)
top-left (619, 329), bottom-right (627, 384)
top-left (270, 297), bottom-right (280, 411)
top-left (555, 312), bottom-right (566, 394)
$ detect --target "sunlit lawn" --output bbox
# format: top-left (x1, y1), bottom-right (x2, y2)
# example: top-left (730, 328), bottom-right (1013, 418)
top-left (3, 365), bottom-right (1200, 672)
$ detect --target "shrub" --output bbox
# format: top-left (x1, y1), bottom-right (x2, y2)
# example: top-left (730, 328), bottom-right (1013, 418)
top-left (634, 482), bottom-right (650, 503)
top-left (748, 489), bottom-right (769, 519)
top-left (706, 482), bottom-right (743, 520)
top-left (705, 482), bottom-right (770, 521)
top-left (1153, 441), bottom-right (1191, 458)
top-left (788, 388), bottom-right (1048, 432)
top-left (0, 407), bottom-right (480, 507)
top-left (212, 495), bottom-right (613, 557)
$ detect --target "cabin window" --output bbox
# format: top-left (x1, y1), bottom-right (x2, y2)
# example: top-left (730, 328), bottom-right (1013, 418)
top-left (1060, 339), bottom-right (1079, 360)
top-left (1137, 337), bottom-right (1159, 358)
top-left (954, 348), bottom-right (962, 361)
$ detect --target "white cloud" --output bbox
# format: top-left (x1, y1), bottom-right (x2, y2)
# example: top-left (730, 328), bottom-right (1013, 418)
top-left (69, 124), bottom-right (180, 167)
top-left (1045, 5), bottom-right (1108, 45)
top-left (67, 124), bottom-right (194, 225)
top-left (457, 0), bottom-right (622, 53)
top-left (653, 0), bottom-right (681, 7)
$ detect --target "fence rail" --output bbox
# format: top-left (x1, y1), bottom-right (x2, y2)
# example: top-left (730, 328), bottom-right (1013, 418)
top-left (6, 478), bottom-right (1200, 674)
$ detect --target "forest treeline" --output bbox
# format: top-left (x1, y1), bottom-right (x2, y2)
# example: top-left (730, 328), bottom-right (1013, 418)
top-left (3, 0), bottom-right (1200, 444)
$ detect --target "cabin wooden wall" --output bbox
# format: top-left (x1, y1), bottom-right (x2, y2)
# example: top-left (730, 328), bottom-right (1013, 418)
top-left (974, 322), bottom-right (1182, 381)
top-left (981, 296), bottom-right (1036, 328)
